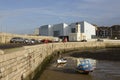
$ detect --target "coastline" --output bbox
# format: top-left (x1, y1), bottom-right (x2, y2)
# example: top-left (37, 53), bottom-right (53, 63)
top-left (66, 48), bottom-right (120, 61)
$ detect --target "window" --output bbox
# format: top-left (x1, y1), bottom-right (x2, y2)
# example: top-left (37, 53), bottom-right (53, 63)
top-left (71, 28), bottom-right (76, 33)
top-left (53, 31), bottom-right (60, 37)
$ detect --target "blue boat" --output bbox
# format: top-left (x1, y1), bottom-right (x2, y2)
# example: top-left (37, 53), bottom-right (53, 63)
top-left (76, 59), bottom-right (96, 74)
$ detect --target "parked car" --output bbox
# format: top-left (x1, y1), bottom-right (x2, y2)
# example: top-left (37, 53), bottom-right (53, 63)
top-left (41, 39), bottom-right (53, 43)
top-left (10, 37), bottom-right (25, 43)
top-left (24, 38), bottom-right (31, 44)
top-left (80, 39), bottom-right (87, 42)
top-left (53, 38), bottom-right (59, 42)
top-left (37, 39), bottom-right (42, 44)
top-left (97, 38), bottom-right (103, 42)
top-left (30, 39), bottom-right (38, 44)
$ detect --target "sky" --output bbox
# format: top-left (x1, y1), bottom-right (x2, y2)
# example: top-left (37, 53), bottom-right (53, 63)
top-left (0, 0), bottom-right (120, 34)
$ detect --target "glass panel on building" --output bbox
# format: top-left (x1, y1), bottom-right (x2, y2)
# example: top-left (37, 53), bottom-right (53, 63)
top-left (53, 31), bottom-right (60, 37)
top-left (71, 28), bottom-right (76, 33)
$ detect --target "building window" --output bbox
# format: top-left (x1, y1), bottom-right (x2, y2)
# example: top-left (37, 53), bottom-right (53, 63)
top-left (53, 31), bottom-right (60, 37)
top-left (71, 28), bottom-right (76, 33)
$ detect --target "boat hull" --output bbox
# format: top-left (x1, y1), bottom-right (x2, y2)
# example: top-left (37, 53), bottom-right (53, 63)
top-left (76, 59), bottom-right (96, 74)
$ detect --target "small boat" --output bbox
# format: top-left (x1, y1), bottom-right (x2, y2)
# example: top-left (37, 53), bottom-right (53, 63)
top-left (57, 58), bottom-right (67, 64)
top-left (76, 59), bottom-right (96, 74)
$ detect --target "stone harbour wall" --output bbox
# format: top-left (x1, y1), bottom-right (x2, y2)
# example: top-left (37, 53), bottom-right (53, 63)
top-left (0, 42), bottom-right (120, 80)
top-left (0, 32), bottom-right (54, 43)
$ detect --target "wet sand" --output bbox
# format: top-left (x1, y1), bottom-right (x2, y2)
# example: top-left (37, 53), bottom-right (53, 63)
top-left (38, 48), bottom-right (120, 80)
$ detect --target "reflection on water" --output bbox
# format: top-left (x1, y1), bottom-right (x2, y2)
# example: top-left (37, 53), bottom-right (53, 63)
top-left (38, 60), bottom-right (120, 80)
top-left (38, 48), bottom-right (120, 80)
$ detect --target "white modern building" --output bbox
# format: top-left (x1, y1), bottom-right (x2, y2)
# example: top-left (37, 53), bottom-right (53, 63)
top-left (52, 23), bottom-right (68, 37)
top-left (38, 21), bottom-right (96, 41)
top-left (39, 23), bottom-right (68, 39)
top-left (39, 25), bottom-right (52, 36)
top-left (68, 21), bottom-right (96, 41)
top-left (68, 23), bottom-right (81, 41)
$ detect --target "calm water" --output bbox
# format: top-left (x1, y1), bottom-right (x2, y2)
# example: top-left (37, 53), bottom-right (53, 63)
top-left (38, 48), bottom-right (120, 80)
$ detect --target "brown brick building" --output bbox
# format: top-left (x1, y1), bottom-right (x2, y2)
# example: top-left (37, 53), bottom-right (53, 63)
top-left (96, 26), bottom-right (111, 38)
top-left (111, 25), bottom-right (120, 39)
top-left (96, 25), bottom-right (120, 39)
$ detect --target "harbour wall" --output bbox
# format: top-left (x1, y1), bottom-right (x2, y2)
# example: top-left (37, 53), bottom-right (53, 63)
top-left (0, 32), bottom-right (54, 43)
top-left (0, 42), bottom-right (120, 80)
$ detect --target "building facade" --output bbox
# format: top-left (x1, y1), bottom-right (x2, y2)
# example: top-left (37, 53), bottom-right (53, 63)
top-left (52, 23), bottom-right (68, 37)
top-left (96, 26), bottom-right (111, 38)
top-left (39, 25), bottom-right (52, 36)
top-left (68, 21), bottom-right (96, 41)
top-left (111, 25), bottom-right (120, 39)
top-left (68, 23), bottom-right (81, 41)
top-left (96, 25), bottom-right (120, 39)
top-left (39, 21), bottom-right (96, 41)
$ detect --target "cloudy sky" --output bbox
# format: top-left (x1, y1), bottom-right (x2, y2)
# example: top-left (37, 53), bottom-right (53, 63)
top-left (0, 0), bottom-right (120, 34)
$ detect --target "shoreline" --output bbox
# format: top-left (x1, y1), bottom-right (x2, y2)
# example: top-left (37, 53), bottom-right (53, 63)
top-left (63, 48), bottom-right (120, 61)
